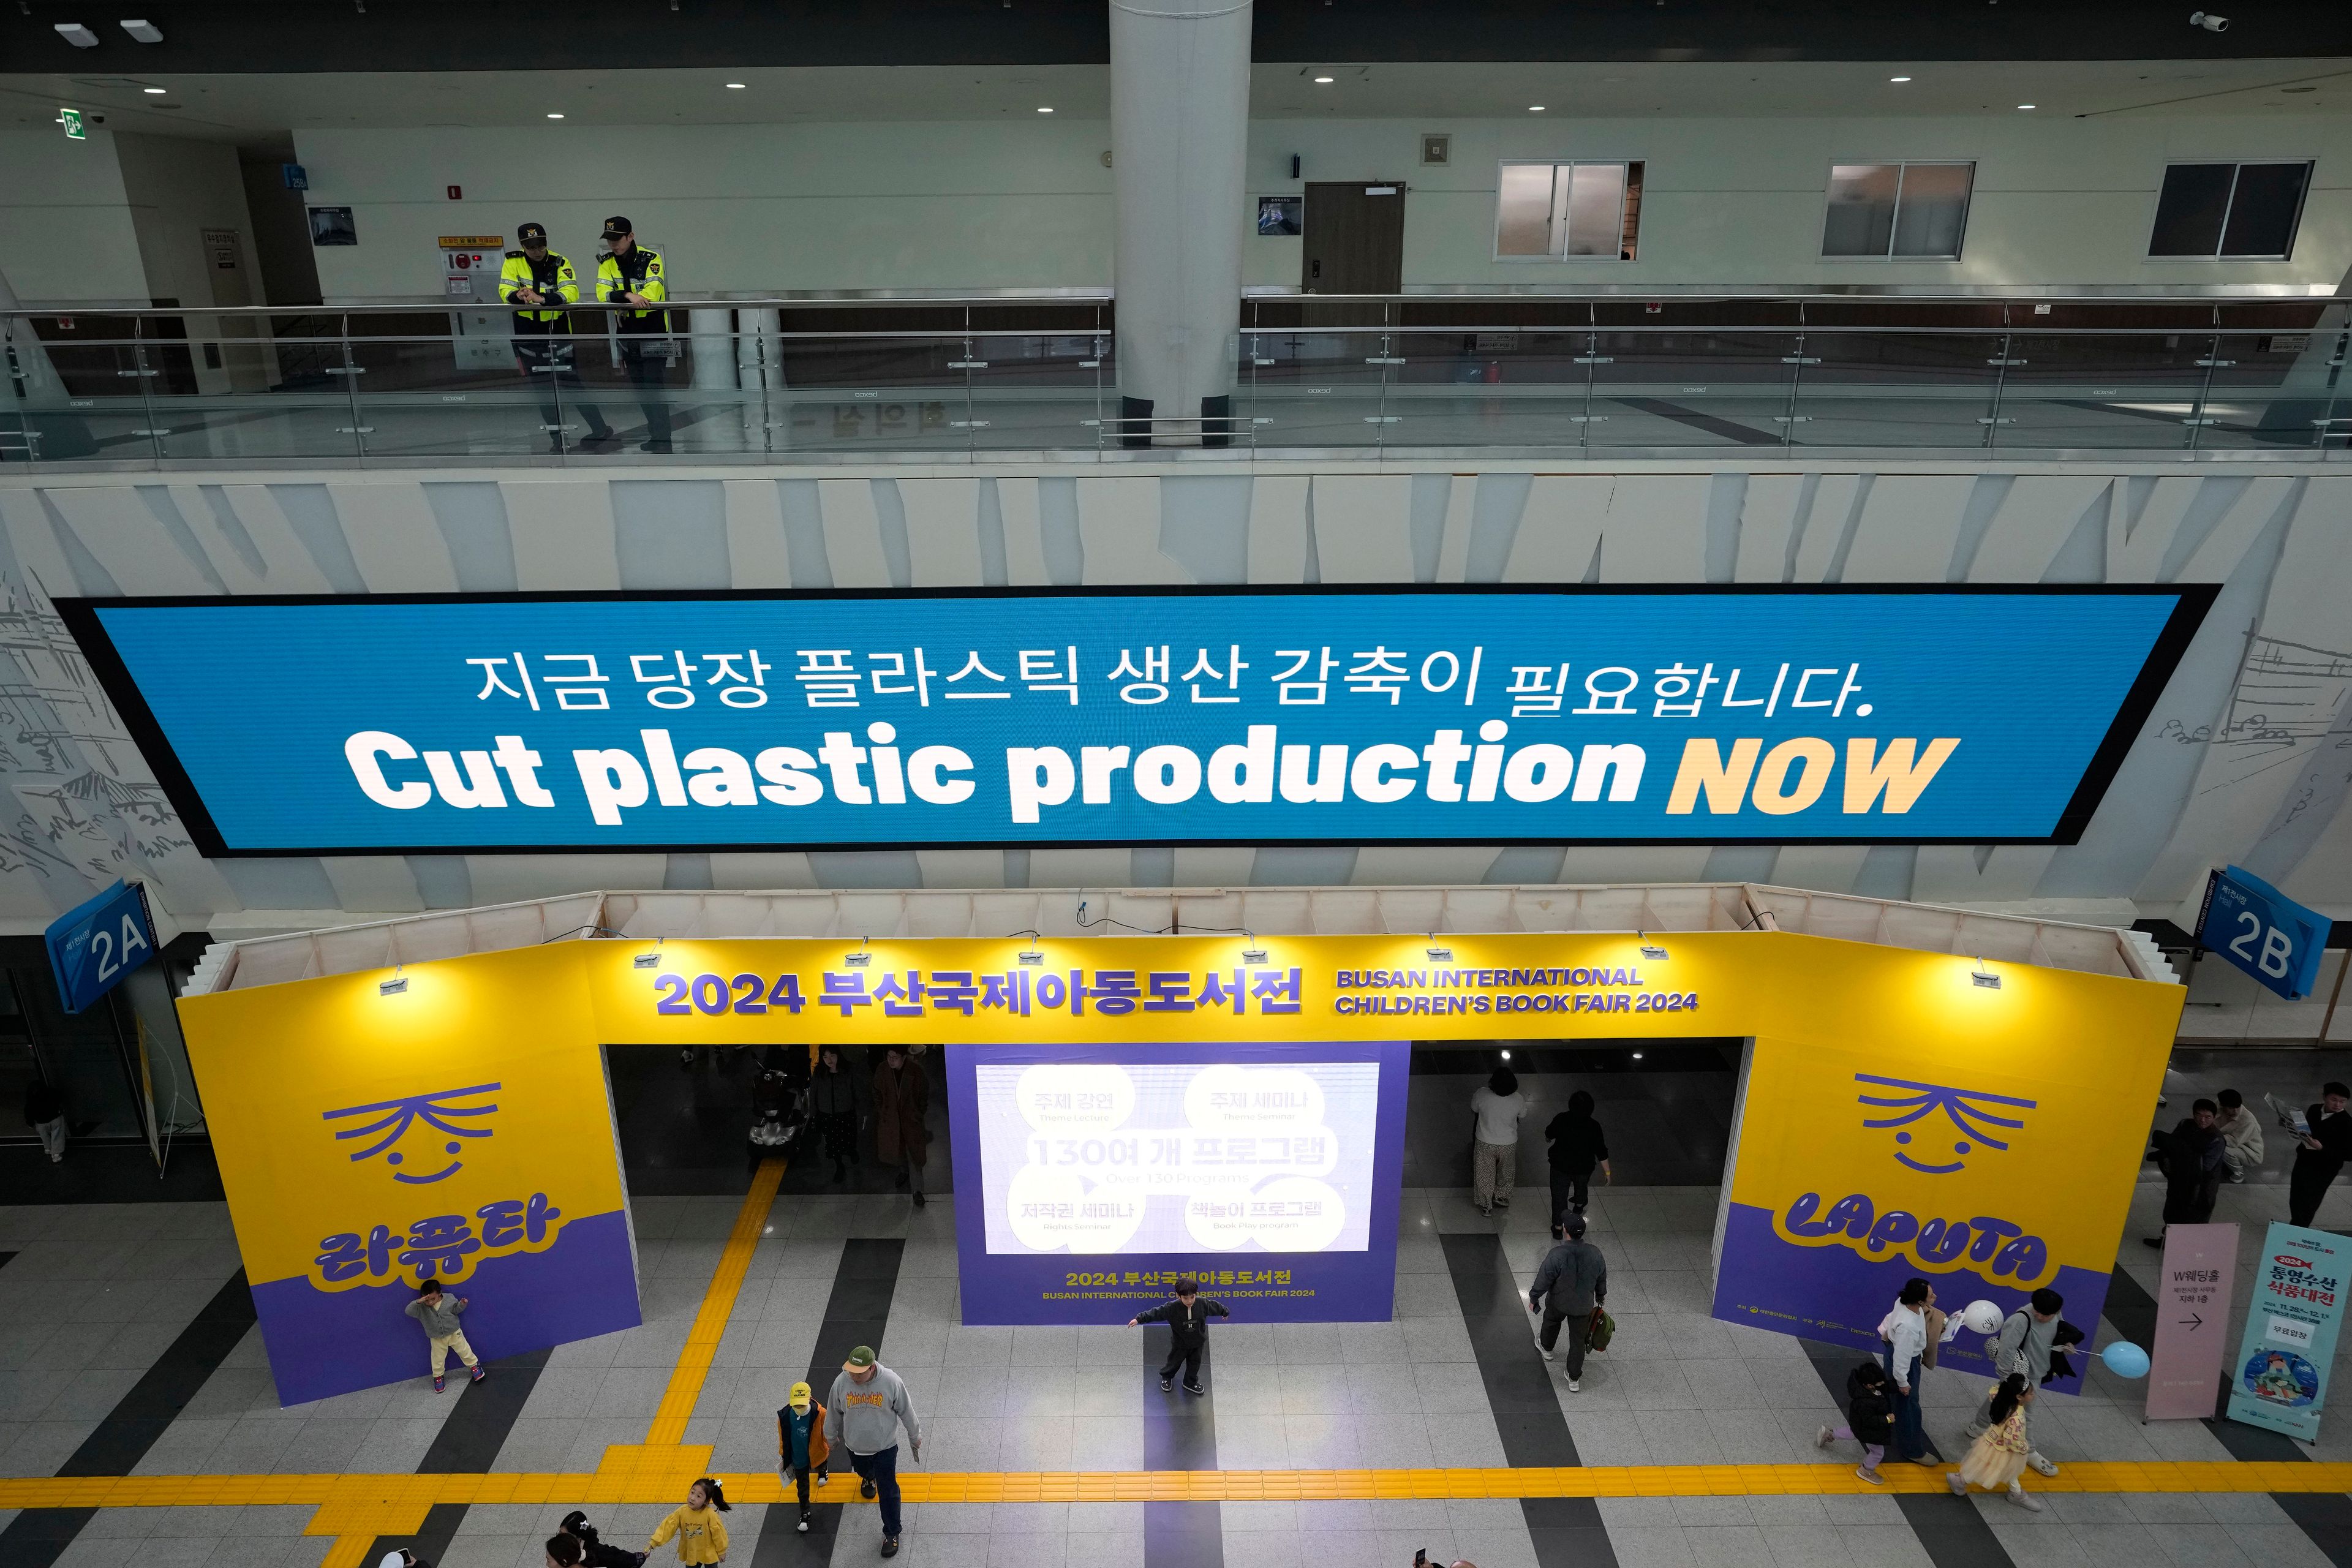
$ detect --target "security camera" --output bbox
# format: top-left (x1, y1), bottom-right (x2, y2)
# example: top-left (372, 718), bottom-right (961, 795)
top-left (88, 112), bottom-right (106, 124)
top-left (2190, 10), bottom-right (2228, 29)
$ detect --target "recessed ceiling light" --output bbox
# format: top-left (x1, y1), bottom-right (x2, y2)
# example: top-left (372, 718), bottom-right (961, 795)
top-left (2017, 102), bottom-right (2036, 110)
top-left (1890, 75), bottom-right (1912, 83)
top-left (546, 112), bottom-right (564, 119)
top-left (143, 86), bottom-right (165, 94)
top-left (1528, 105), bottom-right (1545, 111)
top-left (726, 83), bottom-right (745, 89)
top-left (1314, 75), bottom-right (1333, 84)
top-left (1038, 105), bottom-right (1053, 113)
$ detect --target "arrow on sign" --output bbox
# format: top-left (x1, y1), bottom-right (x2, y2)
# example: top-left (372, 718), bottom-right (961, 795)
top-left (2177, 1313), bottom-right (2204, 1331)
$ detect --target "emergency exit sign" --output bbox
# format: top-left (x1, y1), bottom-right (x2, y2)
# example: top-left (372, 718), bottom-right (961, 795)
top-left (58, 107), bottom-right (85, 140)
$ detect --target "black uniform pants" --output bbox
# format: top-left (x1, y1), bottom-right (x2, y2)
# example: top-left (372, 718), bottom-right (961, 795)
top-left (1159, 1336), bottom-right (1205, 1384)
top-left (1549, 1166), bottom-right (1593, 1230)
top-left (1539, 1305), bottom-right (1594, 1380)
top-left (619, 336), bottom-right (673, 446)
top-left (2290, 1154), bottom-right (2343, 1228)
top-left (513, 336), bottom-right (610, 439)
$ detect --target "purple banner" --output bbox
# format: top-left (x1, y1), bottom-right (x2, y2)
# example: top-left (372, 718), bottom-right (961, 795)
top-left (1711, 1202), bottom-right (2105, 1392)
top-left (249, 1207), bottom-right (641, 1404)
top-left (945, 1039), bottom-right (1409, 1325)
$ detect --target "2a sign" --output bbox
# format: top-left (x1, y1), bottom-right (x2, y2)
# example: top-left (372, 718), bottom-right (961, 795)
top-left (43, 878), bottom-right (158, 1014)
top-left (2198, 865), bottom-right (2329, 1000)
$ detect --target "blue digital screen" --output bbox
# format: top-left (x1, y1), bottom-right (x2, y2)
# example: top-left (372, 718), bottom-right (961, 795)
top-left (67, 589), bottom-right (2206, 854)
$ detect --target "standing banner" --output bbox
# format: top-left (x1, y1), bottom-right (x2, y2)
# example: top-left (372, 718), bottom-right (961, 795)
top-left (2226, 1223), bottom-right (2345, 1441)
top-left (2147, 1222), bottom-right (2239, 1420)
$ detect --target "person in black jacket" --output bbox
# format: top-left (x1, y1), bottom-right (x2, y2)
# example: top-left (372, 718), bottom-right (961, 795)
top-left (1816, 1360), bottom-right (1894, 1485)
top-left (1542, 1090), bottom-right (1611, 1239)
top-left (1129, 1277), bottom-right (1230, 1395)
top-left (2145, 1099), bottom-right (2225, 1248)
top-left (557, 1512), bottom-right (645, 1568)
top-left (2288, 1081), bottom-right (2352, 1229)
top-left (809, 1045), bottom-right (863, 1183)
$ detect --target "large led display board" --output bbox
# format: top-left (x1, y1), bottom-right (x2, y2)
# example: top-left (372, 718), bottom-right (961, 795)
top-left (61, 586), bottom-right (2209, 853)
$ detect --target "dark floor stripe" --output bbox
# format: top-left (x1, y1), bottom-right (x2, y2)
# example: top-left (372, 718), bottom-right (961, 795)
top-left (362, 1334), bottom-right (553, 1568)
top-left (750, 1237), bottom-right (905, 1568)
top-left (1796, 1339), bottom-right (2011, 1568)
top-left (1142, 1321), bottom-right (1221, 1568)
top-left (2102, 1267), bottom-right (2352, 1566)
top-left (0, 1269), bottom-right (257, 1568)
top-left (1440, 1233), bottom-right (1615, 1568)
top-left (1608, 398), bottom-right (1784, 445)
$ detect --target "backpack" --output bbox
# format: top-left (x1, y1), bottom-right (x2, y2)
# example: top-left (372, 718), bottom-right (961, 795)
top-left (1587, 1306), bottom-right (1615, 1352)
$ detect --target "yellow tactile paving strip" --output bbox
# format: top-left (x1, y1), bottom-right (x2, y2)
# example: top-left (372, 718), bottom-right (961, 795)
top-left (13, 1163), bottom-right (2348, 1554)
top-left (645, 1158), bottom-right (786, 1446)
top-left (5, 1460), bottom-right (2351, 1515)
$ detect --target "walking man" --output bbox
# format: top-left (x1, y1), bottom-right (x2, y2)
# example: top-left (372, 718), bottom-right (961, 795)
top-left (2288, 1080), bottom-right (2352, 1229)
top-left (1965, 1287), bottom-right (2065, 1478)
top-left (810, 1044), bottom-right (862, 1183)
top-left (1129, 1276), bottom-right (1230, 1394)
top-left (1469, 1066), bottom-right (1529, 1216)
top-left (1879, 1278), bottom-right (1962, 1465)
top-left (872, 1046), bottom-right (932, 1207)
top-left (825, 1345), bottom-right (921, 1559)
top-left (1542, 1088), bottom-right (1611, 1238)
top-left (1526, 1212), bottom-right (1608, 1392)
top-left (404, 1278), bottom-right (485, 1393)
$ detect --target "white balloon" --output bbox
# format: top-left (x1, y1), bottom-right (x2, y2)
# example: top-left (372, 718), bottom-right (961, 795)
top-left (1961, 1299), bottom-right (2005, 1335)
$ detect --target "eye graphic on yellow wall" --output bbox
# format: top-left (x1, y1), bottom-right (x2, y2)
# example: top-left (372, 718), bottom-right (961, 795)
top-left (322, 1082), bottom-right (502, 1184)
top-left (1855, 1074), bottom-right (2036, 1174)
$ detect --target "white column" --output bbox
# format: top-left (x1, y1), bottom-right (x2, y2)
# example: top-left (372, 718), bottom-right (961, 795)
top-left (1110, 0), bottom-right (1251, 445)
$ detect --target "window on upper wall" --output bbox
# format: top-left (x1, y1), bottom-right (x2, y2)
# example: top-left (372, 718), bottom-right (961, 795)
top-left (2148, 161), bottom-right (2312, 258)
top-left (1495, 160), bottom-right (1645, 260)
top-left (1822, 162), bottom-right (1974, 259)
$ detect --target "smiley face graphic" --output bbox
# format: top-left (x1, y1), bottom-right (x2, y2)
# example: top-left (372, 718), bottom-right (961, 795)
top-left (1855, 1075), bottom-right (2037, 1175)
top-left (322, 1082), bottom-right (500, 1184)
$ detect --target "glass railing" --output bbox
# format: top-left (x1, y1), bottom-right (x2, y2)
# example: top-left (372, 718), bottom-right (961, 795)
top-left (3, 300), bottom-right (2344, 464)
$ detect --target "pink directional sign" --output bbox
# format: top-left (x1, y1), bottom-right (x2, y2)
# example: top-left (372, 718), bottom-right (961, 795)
top-left (2148, 1223), bottom-right (2239, 1420)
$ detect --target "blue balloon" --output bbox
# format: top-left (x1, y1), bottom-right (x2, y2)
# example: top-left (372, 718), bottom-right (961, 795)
top-left (2101, 1341), bottom-right (2151, 1379)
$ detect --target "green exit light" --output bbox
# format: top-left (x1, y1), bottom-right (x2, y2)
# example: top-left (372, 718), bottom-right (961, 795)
top-left (58, 107), bottom-right (85, 140)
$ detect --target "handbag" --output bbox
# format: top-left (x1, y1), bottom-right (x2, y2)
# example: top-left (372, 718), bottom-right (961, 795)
top-left (1923, 1304), bottom-right (1948, 1368)
top-left (1586, 1306), bottom-right (1615, 1353)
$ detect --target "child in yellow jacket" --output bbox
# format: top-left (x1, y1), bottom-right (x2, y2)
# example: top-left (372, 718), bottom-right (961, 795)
top-left (646, 1478), bottom-right (730, 1564)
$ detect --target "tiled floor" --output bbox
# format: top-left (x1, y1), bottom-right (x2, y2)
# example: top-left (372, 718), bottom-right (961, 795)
top-left (3, 1165), bottom-right (2348, 1568)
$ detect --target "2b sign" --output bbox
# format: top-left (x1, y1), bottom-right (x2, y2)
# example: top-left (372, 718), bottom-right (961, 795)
top-left (2199, 865), bottom-right (2329, 1001)
top-left (44, 879), bottom-right (157, 1014)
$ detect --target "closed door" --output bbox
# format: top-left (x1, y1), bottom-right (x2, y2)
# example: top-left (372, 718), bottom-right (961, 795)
top-left (1302, 182), bottom-right (1405, 294)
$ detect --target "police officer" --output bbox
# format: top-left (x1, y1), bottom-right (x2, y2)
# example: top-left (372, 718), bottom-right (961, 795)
top-left (499, 222), bottom-right (613, 453)
top-left (594, 216), bottom-right (672, 452)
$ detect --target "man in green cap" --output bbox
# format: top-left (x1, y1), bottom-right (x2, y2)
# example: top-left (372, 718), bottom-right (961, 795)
top-left (825, 1344), bottom-right (921, 1558)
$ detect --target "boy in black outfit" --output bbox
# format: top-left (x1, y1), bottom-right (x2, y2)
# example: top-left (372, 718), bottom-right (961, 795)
top-left (1129, 1277), bottom-right (1231, 1395)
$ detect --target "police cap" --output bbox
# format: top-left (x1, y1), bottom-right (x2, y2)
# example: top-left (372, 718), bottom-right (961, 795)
top-left (601, 215), bottom-right (633, 240)
top-left (518, 222), bottom-right (548, 246)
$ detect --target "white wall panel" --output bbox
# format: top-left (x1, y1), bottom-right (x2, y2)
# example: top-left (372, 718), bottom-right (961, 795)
top-left (818, 478), bottom-right (892, 587)
top-left (46, 489), bottom-right (219, 595)
top-left (1790, 475), bottom-right (1869, 582)
top-left (209, 485), bottom-right (338, 593)
top-left (330, 481), bottom-right (463, 592)
top-left (1599, 475), bottom-right (1711, 581)
top-left (0, 490), bottom-right (85, 600)
top-left (722, 480), bottom-right (795, 588)
top-left (501, 480), bottom-right (621, 589)
top-left (1502, 476), bottom-right (1611, 582)
top-left (1732, 474), bottom-right (1807, 582)
top-left (1077, 477), bottom-right (1183, 582)
top-left (709, 852), bottom-right (820, 890)
top-left (1434, 475), bottom-right (1477, 582)
top-left (1969, 475), bottom-right (2112, 582)
top-left (322, 856), bottom-right (427, 914)
top-left (1912, 845), bottom-right (2060, 906)
top-left (998, 477), bottom-right (1053, 586)
top-left (1837, 475), bottom-right (1978, 582)
top-left (916, 850), bottom-right (1008, 889)
top-left (1768, 847), bottom-right (1872, 897)
top-left (900, 480), bottom-right (986, 587)
top-left (1310, 476), bottom-right (1414, 582)
top-left (1245, 475), bottom-right (1311, 582)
